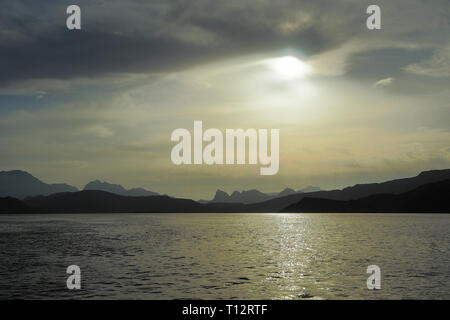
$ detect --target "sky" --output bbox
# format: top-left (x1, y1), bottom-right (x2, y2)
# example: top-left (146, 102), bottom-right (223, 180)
top-left (0, 0), bottom-right (449, 199)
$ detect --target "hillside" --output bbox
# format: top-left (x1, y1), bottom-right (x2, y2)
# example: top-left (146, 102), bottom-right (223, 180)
top-left (283, 179), bottom-right (450, 213)
top-left (0, 170), bottom-right (78, 199)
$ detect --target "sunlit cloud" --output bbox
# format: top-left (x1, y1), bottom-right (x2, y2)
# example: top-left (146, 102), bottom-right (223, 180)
top-left (374, 77), bottom-right (394, 89)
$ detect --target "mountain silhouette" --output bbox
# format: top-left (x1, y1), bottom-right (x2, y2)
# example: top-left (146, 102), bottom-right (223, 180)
top-left (0, 170), bottom-right (78, 199)
top-left (212, 189), bottom-right (230, 202)
top-left (210, 187), bottom-right (298, 204)
top-left (298, 186), bottom-right (321, 193)
top-left (240, 169), bottom-right (450, 212)
top-left (1, 168), bottom-right (450, 214)
top-left (84, 180), bottom-right (159, 197)
top-left (277, 187), bottom-right (297, 197)
top-left (24, 190), bottom-right (201, 213)
top-left (282, 179), bottom-right (450, 213)
top-left (0, 197), bottom-right (31, 213)
top-left (211, 189), bottom-right (272, 204)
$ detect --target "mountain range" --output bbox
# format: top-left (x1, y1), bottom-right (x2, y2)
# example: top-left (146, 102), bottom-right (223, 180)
top-left (0, 170), bottom-right (160, 199)
top-left (283, 179), bottom-right (450, 213)
top-left (21, 191), bottom-right (201, 214)
top-left (1, 169), bottom-right (450, 214)
top-left (237, 169), bottom-right (450, 212)
top-left (0, 169), bottom-right (317, 203)
top-left (0, 170), bottom-right (78, 199)
top-left (84, 180), bottom-right (159, 197)
top-left (208, 186), bottom-right (320, 204)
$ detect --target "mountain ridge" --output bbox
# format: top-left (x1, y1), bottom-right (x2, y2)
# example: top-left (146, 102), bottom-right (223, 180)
top-left (83, 180), bottom-right (159, 197)
top-left (23, 190), bottom-right (201, 213)
top-left (282, 179), bottom-right (450, 213)
top-left (0, 170), bottom-right (78, 199)
top-left (210, 187), bottom-right (300, 204)
top-left (1, 168), bottom-right (450, 213)
top-left (239, 168), bottom-right (450, 212)
top-left (4, 176), bottom-right (450, 214)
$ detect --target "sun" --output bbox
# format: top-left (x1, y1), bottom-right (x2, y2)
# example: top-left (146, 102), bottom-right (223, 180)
top-left (268, 56), bottom-right (312, 79)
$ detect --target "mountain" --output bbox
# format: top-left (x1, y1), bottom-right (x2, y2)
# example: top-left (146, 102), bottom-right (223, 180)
top-left (211, 189), bottom-right (272, 204)
top-left (240, 169), bottom-right (450, 212)
top-left (0, 197), bottom-right (31, 213)
top-left (24, 190), bottom-right (201, 213)
top-left (206, 169), bottom-right (450, 207)
top-left (2, 168), bottom-right (450, 214)
top-left (210, 187), bottom-right (298, 204)
top-left (282, 179), bottom-right (450, 213)
top-left (277, 187), bottom-right (297, 197)
top-left (83, 180), bottom-right (159, 197)
top-left (8, 176), bottom-right (450, 214)
top-left (127, 188), bottom-right (159, 197)
top-left (0, 170), bottom-right (78, 199)
top-left (212, 189), bottom-right (230, 202)
top-left (1, 190), bottom-right (243, 214)
top-left (298, 186), bottom-right (321, 193)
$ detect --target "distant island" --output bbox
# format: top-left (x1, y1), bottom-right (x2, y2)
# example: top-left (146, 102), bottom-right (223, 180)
top-left (208, 186), bottom-right (320, 204)
top-left (1, 169), bottom-right (450, 214)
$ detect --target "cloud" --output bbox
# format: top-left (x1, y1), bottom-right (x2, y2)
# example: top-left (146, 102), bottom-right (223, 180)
top-left (1, 0), bottom-right (436, 86)
top-left (0, 0), bottom-right (335, 85)
top-left (0, 0), bottom-right (447, 91)
top-left (87, 126), bottom-right (114, 138)
top-left (0, 0), bottom-right (449, 198)
top-left (405, 45), bottom-right (450, 77)
top-left (373, 77), bottom-right (394, 88)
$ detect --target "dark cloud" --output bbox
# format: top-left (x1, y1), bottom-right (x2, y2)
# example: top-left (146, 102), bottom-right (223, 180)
top-left (0, 0), bottom-right (448, 86)
top-left (0, 0), bottom-right (367, 85)
top-left (0, 30), bottom-right (208, 83)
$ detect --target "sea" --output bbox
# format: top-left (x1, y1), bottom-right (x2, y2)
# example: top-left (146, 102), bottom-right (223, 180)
top-left (0, 213), bottom-right (448, 299)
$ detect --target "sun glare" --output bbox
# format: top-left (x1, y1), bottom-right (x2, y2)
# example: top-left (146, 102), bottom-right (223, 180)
top-left (268, 56), bottom-right (312, 79)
